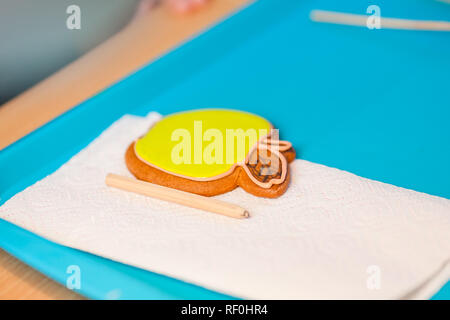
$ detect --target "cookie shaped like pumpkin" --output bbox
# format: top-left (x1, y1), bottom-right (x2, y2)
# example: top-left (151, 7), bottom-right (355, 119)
top-left (125, 109), bottom-right (295, 198)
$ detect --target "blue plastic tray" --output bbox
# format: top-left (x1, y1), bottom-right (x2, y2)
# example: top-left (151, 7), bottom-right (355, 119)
top-left (1, 0), bottom-right (449, 299)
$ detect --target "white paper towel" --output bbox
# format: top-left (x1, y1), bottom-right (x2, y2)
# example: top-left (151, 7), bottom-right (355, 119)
top-left (1, 112), bottom-right (449, 299)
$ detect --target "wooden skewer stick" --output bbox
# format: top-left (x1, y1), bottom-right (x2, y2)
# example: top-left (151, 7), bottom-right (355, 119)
top-left (105, 173), bottom-right (250, 219)
top-left (310, 10), bottom-right (450, 31)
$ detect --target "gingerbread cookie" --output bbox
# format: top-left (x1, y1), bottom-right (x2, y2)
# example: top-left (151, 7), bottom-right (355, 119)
top-left (125, 109), bottom-right (295, 198)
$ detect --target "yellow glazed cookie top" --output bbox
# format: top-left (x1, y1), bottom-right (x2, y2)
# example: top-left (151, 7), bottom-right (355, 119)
top-left (135, 109), bottom-right (272, 179)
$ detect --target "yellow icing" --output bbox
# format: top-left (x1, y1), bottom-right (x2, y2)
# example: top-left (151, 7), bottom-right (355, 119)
top-left (135, 109), bottom-right (272, 178)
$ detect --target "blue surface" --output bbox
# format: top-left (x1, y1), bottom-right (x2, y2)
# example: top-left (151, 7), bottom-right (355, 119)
top-left (0, 0), bottom-right (449, 299)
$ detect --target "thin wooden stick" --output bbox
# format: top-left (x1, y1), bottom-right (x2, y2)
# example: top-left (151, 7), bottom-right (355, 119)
top-left (310, 10), bottom-right (450, 31)
top-left (105, 173), bottom-right (250, 219)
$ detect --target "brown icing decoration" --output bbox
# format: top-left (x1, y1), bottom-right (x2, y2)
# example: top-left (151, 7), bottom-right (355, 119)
top-left (241, 139), bottom-right (293, 189)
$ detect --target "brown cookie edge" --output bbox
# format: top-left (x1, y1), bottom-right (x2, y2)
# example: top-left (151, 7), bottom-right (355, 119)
top-left (125, 142), bottom-right (294, 198)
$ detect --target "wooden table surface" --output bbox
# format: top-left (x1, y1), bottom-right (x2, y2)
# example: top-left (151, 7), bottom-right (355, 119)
top-left (0, 0), bottom-right (250, 300)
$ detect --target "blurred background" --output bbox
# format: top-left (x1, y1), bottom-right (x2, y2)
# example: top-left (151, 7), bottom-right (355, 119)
top-left (0, 0), bottom-right (139, 105)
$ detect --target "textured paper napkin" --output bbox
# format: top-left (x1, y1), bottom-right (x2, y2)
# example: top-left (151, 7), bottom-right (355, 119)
top-left (1, 112), bottom-right (449, 299)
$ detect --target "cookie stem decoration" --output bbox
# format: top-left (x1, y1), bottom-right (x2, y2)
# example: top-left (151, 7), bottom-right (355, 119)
top-left (126, 109), bottom-right (295, 198)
